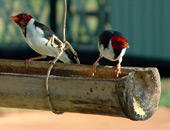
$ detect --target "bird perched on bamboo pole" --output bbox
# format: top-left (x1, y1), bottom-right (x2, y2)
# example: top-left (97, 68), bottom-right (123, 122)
top-left (92, 30), bottom-right (129, 77)
top-left (9, 13), bottom-right (79, 66)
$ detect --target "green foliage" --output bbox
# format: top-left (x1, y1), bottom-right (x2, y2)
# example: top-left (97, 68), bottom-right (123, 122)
top-left (159, 78), bottom-right (170, 108)
top-left (159, 91), bottom-right (170, 107)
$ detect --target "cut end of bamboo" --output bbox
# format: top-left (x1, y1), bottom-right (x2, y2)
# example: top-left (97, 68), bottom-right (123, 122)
top-left (115, 68), bottom-right (161, 120)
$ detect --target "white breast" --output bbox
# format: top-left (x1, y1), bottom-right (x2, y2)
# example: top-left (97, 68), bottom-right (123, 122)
top-left (25, 19), bottom-right (59, 57)
top-left (98, 40), bottom-right (115, 61)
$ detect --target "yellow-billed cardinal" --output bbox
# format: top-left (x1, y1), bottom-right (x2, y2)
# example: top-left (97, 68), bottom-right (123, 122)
top-left (92, 30), bottom-right (129, 77)
top-left (10, 13), bottom-right (78, 65)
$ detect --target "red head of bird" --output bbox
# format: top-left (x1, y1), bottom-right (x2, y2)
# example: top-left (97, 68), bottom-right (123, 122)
top-left (111, 35), bottom-right (129, 50)
top-left (9, 13), bottom-right (33, 28)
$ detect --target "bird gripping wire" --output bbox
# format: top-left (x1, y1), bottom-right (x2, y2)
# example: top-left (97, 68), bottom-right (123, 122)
top-left (45, 0), bottom-right (79, 114)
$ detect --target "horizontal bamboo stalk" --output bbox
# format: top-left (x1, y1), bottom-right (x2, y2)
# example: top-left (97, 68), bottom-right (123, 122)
top-left (0, 59), bottom-right (161, 121)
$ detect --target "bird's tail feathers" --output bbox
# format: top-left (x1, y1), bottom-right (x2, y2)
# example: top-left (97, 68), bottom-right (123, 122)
top-left (60, 49), bottom-right (80, 64)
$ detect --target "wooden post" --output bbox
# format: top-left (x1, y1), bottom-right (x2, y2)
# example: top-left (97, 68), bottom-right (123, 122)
top-left (0, 59), bottom-right (161, 121)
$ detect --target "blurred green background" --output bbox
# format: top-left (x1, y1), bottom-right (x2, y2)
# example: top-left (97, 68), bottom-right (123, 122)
top-left (0, 0), bottom-right (170, 108)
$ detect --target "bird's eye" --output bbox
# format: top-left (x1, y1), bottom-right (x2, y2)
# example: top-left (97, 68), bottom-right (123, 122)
top-left (116, 41), bottom-right (122, 44)
top-left (18, 15), bottom-right (24, 19)
top-left (116, 41), bottom-right (119, 44)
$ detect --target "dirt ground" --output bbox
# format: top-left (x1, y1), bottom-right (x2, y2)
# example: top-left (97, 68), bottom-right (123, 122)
top-left (0, 107), bottom-right (169, 130)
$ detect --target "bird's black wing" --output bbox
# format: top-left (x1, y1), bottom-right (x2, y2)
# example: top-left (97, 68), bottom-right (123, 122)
top-left (113, 49), bottom-right (122, 59)
top-left (99, 30), bottom-right (123, 49)
top-left (34, 21), bottom-right (61, 46)
top-left (34, 21), bottom-right (54, 37)
top-left (34, 21), bottom-right (78, 63)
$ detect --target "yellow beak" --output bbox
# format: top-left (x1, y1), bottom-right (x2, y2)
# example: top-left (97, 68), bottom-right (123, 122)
top-left (9, 16), bottom-right (18, 21)
top-left (124, 42), bottom-right (130, 48)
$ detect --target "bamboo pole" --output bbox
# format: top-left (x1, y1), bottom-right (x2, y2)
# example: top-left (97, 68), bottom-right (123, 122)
top-left (0, 59), bottom-right (161, 121)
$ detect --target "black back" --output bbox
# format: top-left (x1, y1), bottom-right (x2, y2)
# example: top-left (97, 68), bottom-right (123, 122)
top-left (99, 30), bottom-right (123, 49)
top-left (34, 21), bottom-right (55, 38)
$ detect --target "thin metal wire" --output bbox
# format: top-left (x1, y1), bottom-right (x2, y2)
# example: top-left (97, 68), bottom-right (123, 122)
top-left (63, 0), bottom-right (67, 42)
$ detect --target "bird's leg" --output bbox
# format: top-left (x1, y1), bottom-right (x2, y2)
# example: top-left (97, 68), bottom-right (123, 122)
top-left (46, 35), bottom-right (61, 48)
top-left (51, 35), bottom-right (60, 48)
top-left (50, 35), bottom-right (64, 48)
top-left (25, 55), bottom-right (47, 67)
top-left (92, 55), bottom-right (102, 76)
top-left (48, 44), bottom-right (66, 65)
top-left (48, 35), bottom-right (80, 64)
top-left (115, 60), bottom-right (122, 77)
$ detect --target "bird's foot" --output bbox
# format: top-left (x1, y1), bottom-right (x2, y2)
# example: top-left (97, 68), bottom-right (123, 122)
top-left (45, 35), bottom-right (61, 48)
top-left (92, 66), bottom-right (96, 76)
top-left (50, 35), bottom-right (63, 48)
top-left (24, 59), bottom-right (32, 68)
top-left (51, 42), bottom-right (60, 48)
top-left (92, 72), bottom-right (95, 76)
top-left (115, 69), bottom-right (121, 78)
